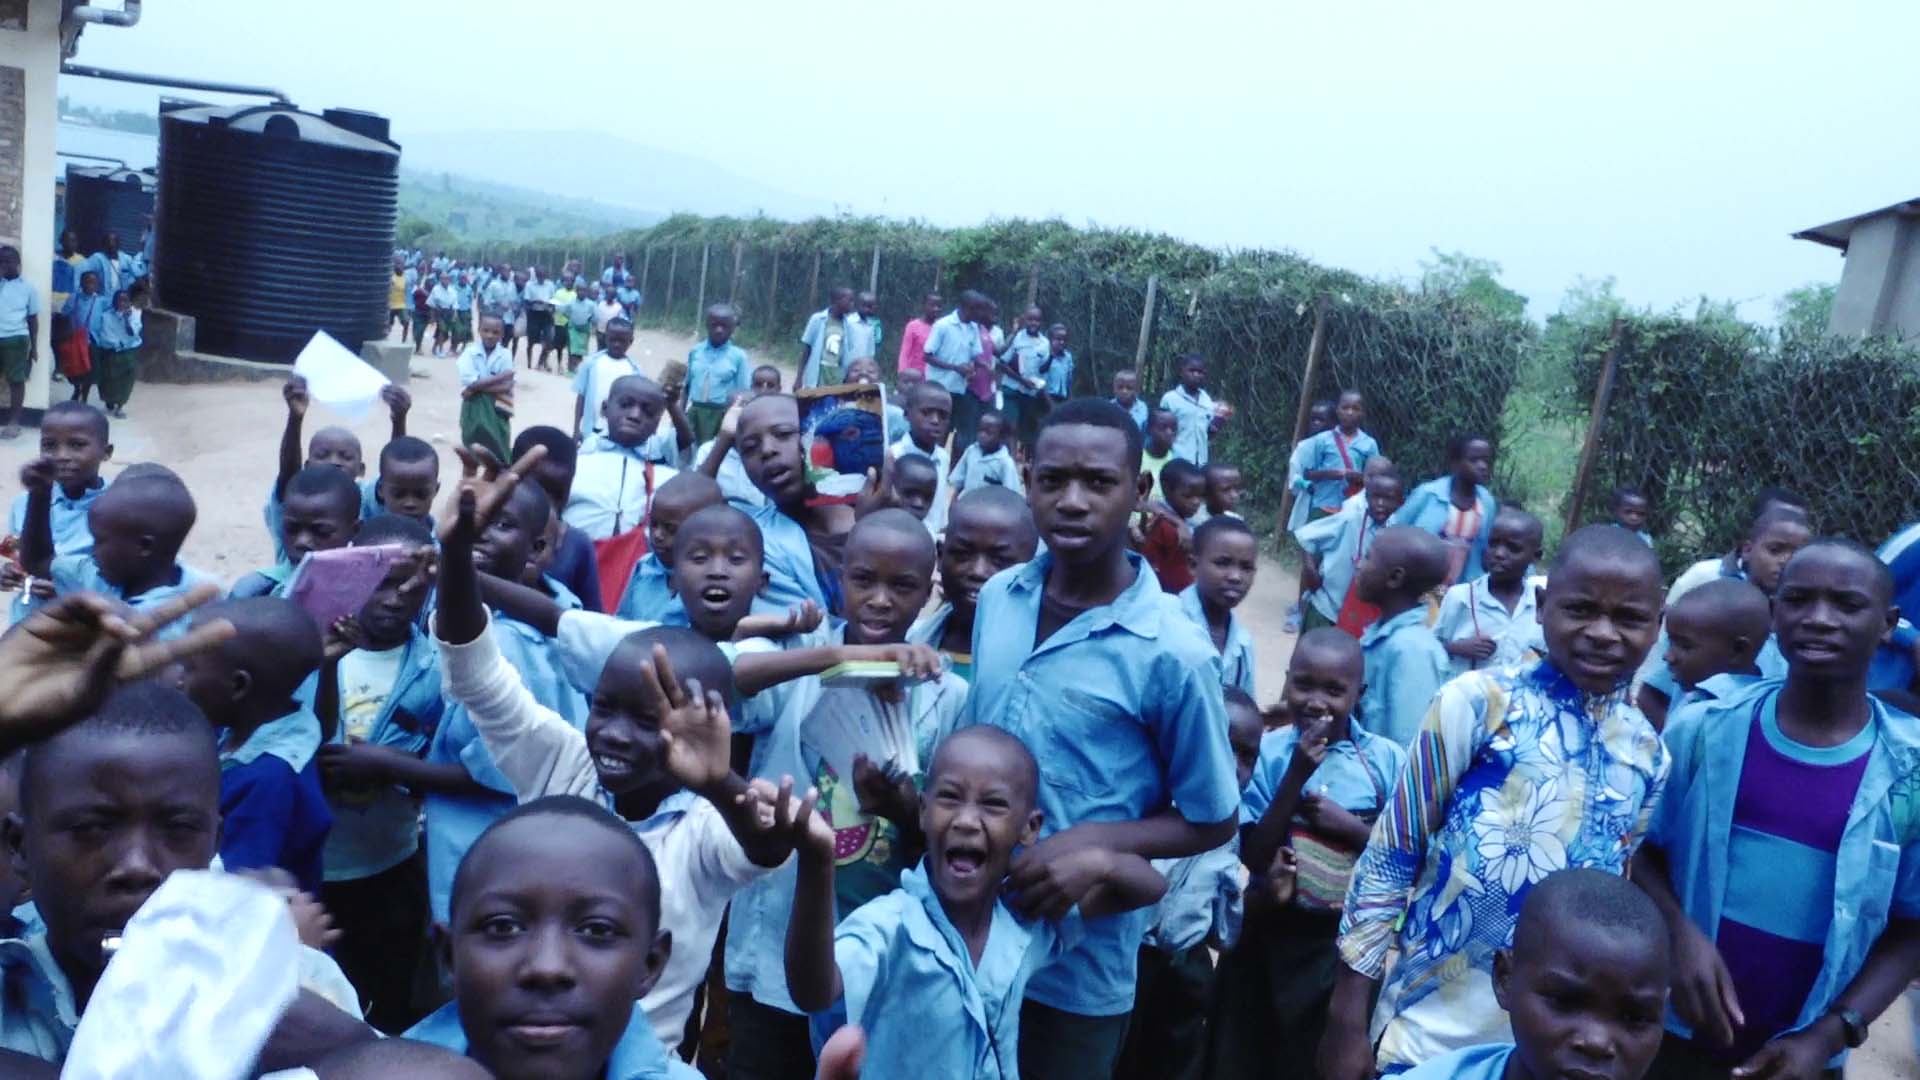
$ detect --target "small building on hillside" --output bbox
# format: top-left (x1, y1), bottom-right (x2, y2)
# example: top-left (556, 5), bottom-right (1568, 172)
top-left (1794, 198), bottom-right (1920, 336)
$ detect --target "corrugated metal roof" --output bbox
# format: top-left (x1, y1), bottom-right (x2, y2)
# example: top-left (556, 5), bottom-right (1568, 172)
top-left (1793, 198), bottom-right (1920, 251)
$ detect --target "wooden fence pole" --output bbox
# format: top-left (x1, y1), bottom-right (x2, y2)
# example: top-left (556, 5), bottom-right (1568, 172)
top-left (1563, 318), bottom-right (1628, 537)
top-left (1132, 275), bottom-right (1159, 375)
top-left (695, 243), bottom-right (711, 334)
top-left (867, 244), bottom-right (881, 294)
top-left (766, 249), bottom-right (781, 338)
top-left (806, 251), bottom-right (821, 313)
top-left (663, 247), bottom-right (679, 320)
top-left (729, 241), bottom-right (744, 306)
top-left (637, 247), bottom-right (652, 313)
top-left (1275, 297), bottom-right (1331, 541)
top-left (1026, 265), bottom-right (1039, 310)
top-left (932, 258), bottom-right (942, 292)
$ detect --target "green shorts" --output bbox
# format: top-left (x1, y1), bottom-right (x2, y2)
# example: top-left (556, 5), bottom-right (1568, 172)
top-left (0, 336), bottom-right (29, 385)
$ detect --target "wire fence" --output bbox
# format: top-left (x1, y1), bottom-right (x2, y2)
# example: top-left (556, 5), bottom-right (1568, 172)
top-left (444, 218), bottom-right (1920, 563)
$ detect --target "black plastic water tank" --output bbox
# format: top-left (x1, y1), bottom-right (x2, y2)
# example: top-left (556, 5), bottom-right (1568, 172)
top-left (153, 104), bottom-right (400, 363)
top-left (64, 166), bottom-right (155, 256)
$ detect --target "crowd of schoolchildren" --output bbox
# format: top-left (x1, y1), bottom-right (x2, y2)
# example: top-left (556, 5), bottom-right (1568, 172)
top-left (0, 271), bottom-right (1913, 1080)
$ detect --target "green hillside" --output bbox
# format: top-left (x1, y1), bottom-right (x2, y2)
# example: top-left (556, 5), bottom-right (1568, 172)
top-left (396, 170), bottom-right (659, 247)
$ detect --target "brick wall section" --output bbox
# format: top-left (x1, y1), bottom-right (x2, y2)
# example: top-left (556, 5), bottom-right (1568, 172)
top-left (0, 64), bottom-right (21, 245)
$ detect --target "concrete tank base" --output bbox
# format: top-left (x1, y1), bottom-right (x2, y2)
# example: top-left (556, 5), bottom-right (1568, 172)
top-left (135, 308), bottom-right (412, 388)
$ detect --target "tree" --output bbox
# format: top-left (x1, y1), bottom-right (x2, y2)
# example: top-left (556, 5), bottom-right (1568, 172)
top-left (1776, 282), bottom-right (1836, 340)
top-left (1419, 249), bottom-right (1528, 321)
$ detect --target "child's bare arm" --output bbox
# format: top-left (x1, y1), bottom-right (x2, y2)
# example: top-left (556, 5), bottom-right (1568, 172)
top-left (779, 785), bottom-right (843, 1013)
top-left (732, 601), bottom-right (825, 642)
top-left (664, 395), bottom-right (694, 451)
top-left (16, 459), bottom-right (54, 578)
top-left (277, 376), bottom-right (308, 501)
top-left (1242, 715), bottom-right (1332, 875)
top-left (436, 445), bottom-right (549, 647)
top-left (732, 643), bottom-right (942, 698)
top-left (1078, 850), bottom-right (1168, 920)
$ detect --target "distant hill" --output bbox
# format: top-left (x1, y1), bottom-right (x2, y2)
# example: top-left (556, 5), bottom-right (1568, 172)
top-left (398, 170), bottom-right (659, 243)
top-left (397, 129), bottom-right (830, 223)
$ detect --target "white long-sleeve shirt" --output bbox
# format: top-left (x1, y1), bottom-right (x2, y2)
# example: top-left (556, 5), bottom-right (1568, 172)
top-left (437, 614), bottom-right (772, 1047)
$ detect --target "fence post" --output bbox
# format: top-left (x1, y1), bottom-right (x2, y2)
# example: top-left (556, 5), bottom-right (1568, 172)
top-left (638, 247), bottom-right (652, 314)
top-left (1132, 275), bottom-right (1159, 376)
top-left (1026, 265), bottom-right (1038, 310)
top-left (932, 258), bottom-right (942, 292)
top-left (766, 249), bottom-right (781, 341)
top-left (868, 243), bottom-right (881, 294)
top-left (729, 241), bottom-right (744, 306)
top-left (695, 243), bottom-right (711, 334)
top-left (1275, 297), bottom-right (1331, 541)
top-left (1563, 318), bottom-right (1627, 537)
top-left (663, 247), bottom-right (679, 321)
top-left (806, 252), bottom-right (821, 313)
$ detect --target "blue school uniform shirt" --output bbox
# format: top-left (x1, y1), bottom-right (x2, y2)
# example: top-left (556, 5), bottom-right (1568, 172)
top-left (83, 251), bottom-right (134, 296)
top-left (1397, 1043), bottom-right (1515, 1080)
top-left (1433, 574), bottom-right (1548, 677)
top-left (1390, 476), bottom-right (1499, 583)
top-left (1242, 717), bottom-right (1406, 832)
top-left (686, 340), bottom-right (751, 408)
top-left (615, 550), bottom-right (686, 625)
top-left (1298, 428), bottom-right (1379, 513)
top-left (406, 999), bottom-right (695, 1080)
top-left (218, 705), bottom-right (334, 896)
top-left (1043, 349), bottom-right (1074, 399)
top-left (311, 629), bottom-right (445, 882)
top-left (423, 601), bottom-right (582, 922)
top-left (89, 305), bottom-right (141, 351)
top-left (948, 444), bottom-right (1024, 496)
top-left (451, 279), bottom-right (474, 310)
top-left (7, 480), bottom-right (106, 621)
top-left (1650, 683), bottom-right (1920, 1066)
top-left (1177, 583), bottom-right (1255, 695)
top-left (49, 555), bottom-right (218, 640)
top-left (1294, 502), bottom-right (1380, 624)
top-left (1114, 397), bottom-right (1148, 432)
top-left (1158, 386), bottom-right (1216, 466)
top-left (1359, 606), bottom-right (1451, 748)
top-left (737, 497), bottom-right (830, 615)
top-left (960, 550), bottom-right (1241, 1016)
top-left (820, 862), bottom-right (1080, 1080)
top-left (997, 329), bottom-right (1050, 395)
top-left (1143, 843), bottom-right (1244, 954)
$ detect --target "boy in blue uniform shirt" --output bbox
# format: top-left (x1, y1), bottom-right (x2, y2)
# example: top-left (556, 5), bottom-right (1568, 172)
top-left (996, 305), bottom-right (1051, 454)
top-left (1612, 486), bottom-right (1654, 546)
top-left (19, 466), bottom-right (215, 639)
top-left (309, 514), bottom-right (460, 1033)
top-left (1398, 869), bottom-right (1671, 1080)
top-left (1181, 516), bottom-right (1259, 694)
top-left (0, 245), bottom-right (42, 439)
top-left (515, 426), bottom-right (603, 613)
top-left (1390, 433), bottom-right (1499, 588)
top-left (785, 724), bottom-right (1168, 1080)
top-left (177, 598), bottom-right (333, 895)
top-left (726, 393), bottom-right (849, 615)
top-left (1298, 390), bottom-right (1378, 517)
top-left (1635, 540), bottom-right (1920, 1080)
top-left (1158, 353), bottom-right (1224, 467)
top-left (1297, 466), bottom-right (1404, 634)
top-left (616, 471), bottom-right (724, 624)
top-left (1219, 631), bottom-right (1406, 1080)
top-left (1657, 579), bottom-right (1771, 714)
top-left (908, 486), bottom-right (1039, 684)
top-left (961, 398), bottom-right (1241, 1079)
top-left (1324, 526), bottom-right (1671, 1080)
top-left (406, 796), bottom-right (700, 1080)
top-left (1351, 526), bottom-right (1452, 747)
top-left (1111, 368), bottom-right (1147, 431)
top-left (1434, 506), bottom-right (1548, 676)
top-left (3, 403), bottom-right (110, 620)
top-left (948, 410), bottom-right (1024, 498)
top-left (0, 680), bottom-right (372, 1069)
top-left (266, 374), bottom-right (411, 563)
top-left (231, 465), bottom-right (362, 599)
top-left (686, 303), bottom-right (751, 445)
top-left (1042, 324), bottom-right (1074, 403)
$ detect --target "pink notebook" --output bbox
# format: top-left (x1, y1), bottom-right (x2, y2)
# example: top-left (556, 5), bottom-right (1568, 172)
top-left (284, 545), bottom-right (410, 631)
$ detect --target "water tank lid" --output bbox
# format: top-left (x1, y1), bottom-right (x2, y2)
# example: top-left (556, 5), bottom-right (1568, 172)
top-left (162, 104), bottom-right (399, 155)
top-left (65, 164), bottom-right (157, 192)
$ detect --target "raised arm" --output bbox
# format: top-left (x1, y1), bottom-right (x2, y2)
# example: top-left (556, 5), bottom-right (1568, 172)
top-left (277, 376), bottom-right (309, 502)
top-left (779, 787), bottom-right (841, 1012)
top-left (381, 383), bottom-right (411, 441)
top-left (17, 459), bottom-right (54, 578)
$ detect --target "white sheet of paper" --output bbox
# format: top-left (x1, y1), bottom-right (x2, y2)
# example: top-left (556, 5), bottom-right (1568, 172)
top-left (291, 330), bottom-right (389, 420)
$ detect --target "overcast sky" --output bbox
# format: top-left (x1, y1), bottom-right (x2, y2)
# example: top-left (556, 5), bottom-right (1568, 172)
top-left (58, 0), bottom-right (1920, 321)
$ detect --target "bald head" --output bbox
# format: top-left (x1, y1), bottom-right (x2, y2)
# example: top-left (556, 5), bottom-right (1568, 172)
top-left (95, 471), bottom-right (196, 548)
top-left (194, 598), bottom-right (324, 701)
top-left (604, 625), bottom-right (737, 708)
top-left (848, 507), bottom-right (937, 572)
top-left (1295, 627), bottom-right (1363, 680)
top-left (1670, 579), bottom-right (1772, 649)
top-left (1372, 526), bottom-right (1452, 597)
top-left (950, 486), bottom-right (1039, 556)
top-left (1513, 868), bottom-right (1667, 973)
top-left (931, 724), bottom-right (1039, 809)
